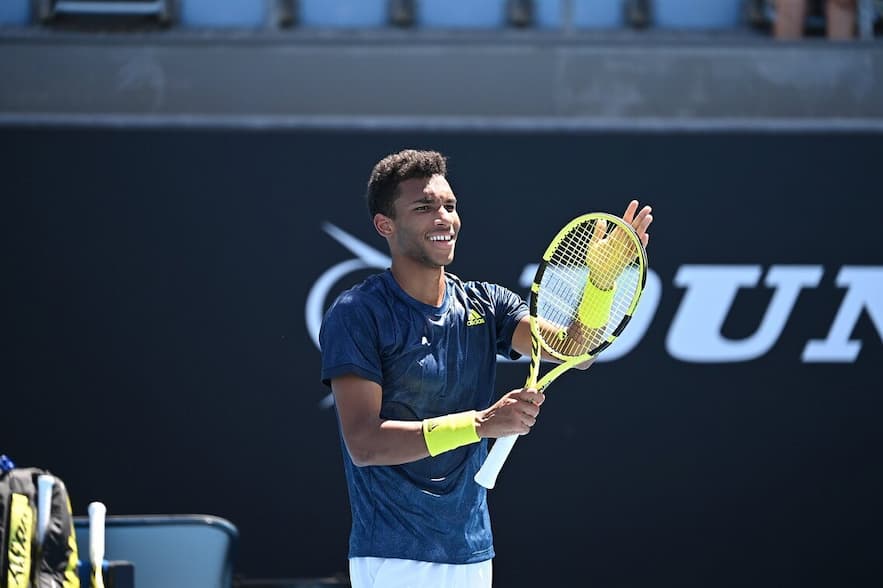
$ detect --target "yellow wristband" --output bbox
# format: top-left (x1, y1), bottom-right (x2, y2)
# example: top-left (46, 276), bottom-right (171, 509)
top-left (577, 280), bottom-right (616, 328)
top-left (422, 411), bottom-right (480, 457)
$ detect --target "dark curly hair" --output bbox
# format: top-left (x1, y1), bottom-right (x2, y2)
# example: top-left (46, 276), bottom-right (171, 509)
top-left (366, 149), bottom-right (447, 219)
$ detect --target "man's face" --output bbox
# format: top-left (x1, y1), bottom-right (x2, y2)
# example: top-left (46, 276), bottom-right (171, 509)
top-left (387, 174), bottom-right (461, 268)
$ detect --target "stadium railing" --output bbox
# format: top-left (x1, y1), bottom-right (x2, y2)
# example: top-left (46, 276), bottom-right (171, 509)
top-left (1, 0), bottom-right (879, 36)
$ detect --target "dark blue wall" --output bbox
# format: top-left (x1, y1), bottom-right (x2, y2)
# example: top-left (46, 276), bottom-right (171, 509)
top-left (4, 127), bottom-right (882, 587)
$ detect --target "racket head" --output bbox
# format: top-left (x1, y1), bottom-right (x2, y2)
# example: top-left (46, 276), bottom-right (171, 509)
top-left (529, 212), bottom-right (647, 363)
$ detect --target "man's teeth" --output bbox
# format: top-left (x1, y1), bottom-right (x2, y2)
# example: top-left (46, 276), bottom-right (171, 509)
top-left (429, 235), bottom-right (452, 241)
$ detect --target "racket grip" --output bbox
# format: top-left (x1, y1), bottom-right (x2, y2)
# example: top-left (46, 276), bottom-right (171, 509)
top-left (36, 474), bottom-right (55, 547)
top-left (88, 501), bottom-right (107, 571)
top-left (474, 435), bottom-right (519, 489)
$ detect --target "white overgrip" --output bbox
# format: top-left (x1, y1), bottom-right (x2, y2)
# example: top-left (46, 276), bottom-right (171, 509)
top-left (474, 434), bottom-right (519, 489)
top-left (36, 474), bottom-right (55, 547)
top-left (88, 501), bottom-right (107, 584)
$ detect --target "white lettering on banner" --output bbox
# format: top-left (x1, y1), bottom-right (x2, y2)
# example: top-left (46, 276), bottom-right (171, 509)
top-left (667, 265), bottom-right (823, 363)
top-left (308, 224), bottom-right (882, 367)
top-left (802, 267), bottom-right (883, 362)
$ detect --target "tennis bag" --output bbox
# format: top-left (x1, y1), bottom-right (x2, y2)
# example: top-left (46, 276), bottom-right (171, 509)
top-left (0, 456), bottom-right (79, 588)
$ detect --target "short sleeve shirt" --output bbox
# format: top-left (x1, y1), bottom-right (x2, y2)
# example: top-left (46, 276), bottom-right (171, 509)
top-left (320, 270), bottom-right (527, 564)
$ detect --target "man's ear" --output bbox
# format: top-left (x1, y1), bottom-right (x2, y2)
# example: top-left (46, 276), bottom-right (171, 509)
top-left (373, 213), bottom-right (394, 238)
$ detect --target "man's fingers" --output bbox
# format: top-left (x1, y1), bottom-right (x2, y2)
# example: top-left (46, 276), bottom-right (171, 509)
top-left (590, 217), bottom-right (607, 245)
top-left (518, 403), bottom-right (539, 430)
top-left (622, 199), bottom-right (639, 223)
top-left (630, 204), bottom-right (651, 227)
top-left (518, 388), bottom-right (545, 406)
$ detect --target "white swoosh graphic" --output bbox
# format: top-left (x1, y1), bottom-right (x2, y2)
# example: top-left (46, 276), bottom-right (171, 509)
top-left (307, 224), bottom-right (389, 408)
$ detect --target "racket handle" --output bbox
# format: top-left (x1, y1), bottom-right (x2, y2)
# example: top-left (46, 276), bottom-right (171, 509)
top-left (36, 474), bottom-right (55, 547)
top-left (88, 501), bottom-right (107, 588)
top-left (474, 435), bottom-right (519, 489)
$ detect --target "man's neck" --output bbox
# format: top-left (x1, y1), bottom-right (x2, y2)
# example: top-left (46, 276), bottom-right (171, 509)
top-left (390, 259), bottom-right (446, 307)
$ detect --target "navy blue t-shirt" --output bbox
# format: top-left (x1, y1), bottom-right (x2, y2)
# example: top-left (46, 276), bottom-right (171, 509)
top-left (320, 270), bottom-right (528, 564)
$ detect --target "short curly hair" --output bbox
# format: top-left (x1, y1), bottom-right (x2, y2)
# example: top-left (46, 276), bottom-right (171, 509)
top-left (366, 149), bottom-right (447, 219)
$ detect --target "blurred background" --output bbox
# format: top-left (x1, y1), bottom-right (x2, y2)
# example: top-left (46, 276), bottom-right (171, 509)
top-left (2, 1), bottom-right (882, 586)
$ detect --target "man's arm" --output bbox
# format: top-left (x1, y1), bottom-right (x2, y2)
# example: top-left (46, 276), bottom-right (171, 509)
top-left (332, 374), bottom-right (427, 466)
top-left (332, 373), bottom-right (545, 467)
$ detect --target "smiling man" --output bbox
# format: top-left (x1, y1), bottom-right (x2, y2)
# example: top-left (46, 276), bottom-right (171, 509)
top-left (318, 149), bottom-right (651, 587)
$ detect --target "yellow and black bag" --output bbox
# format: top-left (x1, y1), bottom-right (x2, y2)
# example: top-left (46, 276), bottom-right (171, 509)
top-left (0, 456), bottom-right (79, 588)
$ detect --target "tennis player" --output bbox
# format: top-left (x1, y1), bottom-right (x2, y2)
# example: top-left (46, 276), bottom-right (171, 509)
top-left (320, 149), bottom-right (652, 588)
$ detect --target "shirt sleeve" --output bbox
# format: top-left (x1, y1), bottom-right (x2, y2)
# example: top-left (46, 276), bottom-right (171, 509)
top-left (319, 291), bottom-right (384, 387)
top-left (487, 283), bottom-right (529, 359)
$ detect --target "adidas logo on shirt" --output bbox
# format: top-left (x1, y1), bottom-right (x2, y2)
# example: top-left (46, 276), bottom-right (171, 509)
top-left (466, 308), bottom-right (486, 327)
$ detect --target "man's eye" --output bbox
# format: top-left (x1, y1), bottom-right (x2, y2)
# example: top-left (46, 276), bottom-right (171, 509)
top-left (445, 205), bottom-right (456, 212)
top-left (415, 205), bottom-right (429, 211)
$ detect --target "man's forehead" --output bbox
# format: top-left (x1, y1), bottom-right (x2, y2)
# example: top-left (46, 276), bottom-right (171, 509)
top-left (425, 174), bottom-right (453, 195)
top-left (399, 175), bottom-right (455, 200)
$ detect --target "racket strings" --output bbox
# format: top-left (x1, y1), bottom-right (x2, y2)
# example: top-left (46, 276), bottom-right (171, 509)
top-left (536, 219), bottom-right (641, 357)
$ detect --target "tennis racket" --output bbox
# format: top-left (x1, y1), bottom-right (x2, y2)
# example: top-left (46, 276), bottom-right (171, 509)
top-left (88, 501), bottom-right (107, 588)
top-left (474, 212), bottom-right (648, 489)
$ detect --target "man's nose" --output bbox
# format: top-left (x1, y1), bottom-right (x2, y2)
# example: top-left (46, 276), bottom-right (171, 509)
top-left (435, 207), bottom-right (453, 225)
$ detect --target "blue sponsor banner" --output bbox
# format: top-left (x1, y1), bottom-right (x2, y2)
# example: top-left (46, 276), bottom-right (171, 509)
top-left (4, 128), bottom-right (882, 587)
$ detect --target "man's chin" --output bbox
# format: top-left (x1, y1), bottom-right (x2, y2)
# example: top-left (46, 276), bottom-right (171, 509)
top-left (423, 249), bottom-right (455, 268)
